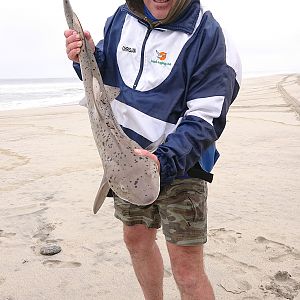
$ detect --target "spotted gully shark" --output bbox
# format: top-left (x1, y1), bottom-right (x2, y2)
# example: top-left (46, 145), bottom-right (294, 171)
top-left (63, 0), bottom-right (161, 214)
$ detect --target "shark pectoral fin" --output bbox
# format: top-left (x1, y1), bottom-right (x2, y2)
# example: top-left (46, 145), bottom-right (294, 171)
top-left (104, 85), bottom-right (120, 102)
top-left (145, 134), bottom-right (166, 153)
top-left (93, 176), bottom-right (111, 214)
top-left (79, 97), bottom-right (88, 108)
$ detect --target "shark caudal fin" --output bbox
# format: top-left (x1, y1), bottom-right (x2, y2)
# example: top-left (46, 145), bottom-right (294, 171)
top-left (145, 134), bottom-right (166, 153)
top-left (93, 175), bottom-right (111, 214)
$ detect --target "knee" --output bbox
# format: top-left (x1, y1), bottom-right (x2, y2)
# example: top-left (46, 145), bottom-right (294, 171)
top-left (174, 264), bottom-right (202, 289)
top-left (123, 224), bottom-right (157, 255)
top-left (173, 263), bottom-right (213, 298)
top-left (169, 245), bottom-right (206, 290)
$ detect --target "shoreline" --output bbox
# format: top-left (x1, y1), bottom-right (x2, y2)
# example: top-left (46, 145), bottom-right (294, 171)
top-left (0, 71), bottom-right (298, 82)
top-left (0, 74), bottom-right (299, 299)
top-left (0, 73), bottom-right (299, 113)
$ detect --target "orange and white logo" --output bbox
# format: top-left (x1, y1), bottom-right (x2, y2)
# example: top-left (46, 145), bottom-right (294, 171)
top-left (151, 50), bottom-right (172, 67)
top-left (156, 50), bottom-right (167, 61)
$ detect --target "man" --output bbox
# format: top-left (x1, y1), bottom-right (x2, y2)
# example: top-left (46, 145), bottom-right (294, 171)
top-left (65, 0), bottom-right (241, 299)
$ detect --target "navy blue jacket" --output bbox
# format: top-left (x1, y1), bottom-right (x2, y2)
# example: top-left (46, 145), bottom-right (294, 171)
top-left (74, 0), bottom-right (242, 185)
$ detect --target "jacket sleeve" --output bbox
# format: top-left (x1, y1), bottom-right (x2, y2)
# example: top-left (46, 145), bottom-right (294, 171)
top-left (155, 24), bottom-right (241, 186)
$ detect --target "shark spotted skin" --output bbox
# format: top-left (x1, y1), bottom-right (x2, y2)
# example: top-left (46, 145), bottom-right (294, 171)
top-left (63, 0), bottom-right (160, 213)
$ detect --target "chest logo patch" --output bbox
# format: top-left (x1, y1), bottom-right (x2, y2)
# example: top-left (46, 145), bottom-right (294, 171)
top-left (156, 50), bottom-right (167, 61)
top-left (122, 46), bottom-right (136, 53)
top-left (151, 50), bottom-right (172, 67)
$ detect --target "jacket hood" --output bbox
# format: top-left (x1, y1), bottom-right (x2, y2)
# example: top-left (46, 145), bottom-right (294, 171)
top-left (126, 0), bottom-right (192, 26)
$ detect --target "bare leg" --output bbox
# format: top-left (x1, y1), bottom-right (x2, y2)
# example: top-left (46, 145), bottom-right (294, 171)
top-left (167, 242), bottom-right (215, 300)
top-left (123, 224), bottom-right (164, 300)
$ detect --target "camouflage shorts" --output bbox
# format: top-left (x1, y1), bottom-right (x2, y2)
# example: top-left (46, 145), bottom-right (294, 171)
top-left (113, 178), bottom-right (208, 246)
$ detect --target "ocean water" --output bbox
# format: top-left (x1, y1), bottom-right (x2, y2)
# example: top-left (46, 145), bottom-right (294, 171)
top-left (0, 72), bottom-right (294, 111)
top-left (0, 78), bottom-right (84, 111)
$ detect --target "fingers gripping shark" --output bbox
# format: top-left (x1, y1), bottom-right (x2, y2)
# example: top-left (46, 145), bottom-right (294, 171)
top-left (63, 0), bottom-right (161, 213)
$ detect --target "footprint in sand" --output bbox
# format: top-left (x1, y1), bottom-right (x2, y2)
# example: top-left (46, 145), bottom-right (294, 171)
top-left (206, 252), bottom-right (259, 276)
top-left (42, 260), bottom-right (81, 268)
top-left (260, 271), bottom-right (300, 299)
top-left (208, 228), bottom-right (242, 244)
top-left (0, 230), bottom-right (16, 238)
top-left (44, 194), bottom-right (55, 201)
top-left (0, 276), bottom-right (6, 285)
top-left (219, 278), bottom-right (252, 295)
top-left (5, 204), bottom-right (49, 218)
top-left (32, 223), bottom-right (56, 242)
top-left (0, 148), bottom-right (30, 171)
top-left (254, 236), bottom-right (300, 262)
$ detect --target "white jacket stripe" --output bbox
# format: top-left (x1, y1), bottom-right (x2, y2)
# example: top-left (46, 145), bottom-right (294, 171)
top-left (111, 99), bottom-right (178, 142)
top-left (185, 96), bottom-right (225, 125)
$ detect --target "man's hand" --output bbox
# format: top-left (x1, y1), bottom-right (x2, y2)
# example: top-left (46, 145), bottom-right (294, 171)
top-left (64, 30), bottom-right (95, 63)
top-left (134, 149), bottom-right (160, 172)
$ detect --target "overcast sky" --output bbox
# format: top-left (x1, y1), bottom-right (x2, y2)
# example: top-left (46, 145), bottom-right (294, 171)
top-left (0, 0), bottom-right (299, 79)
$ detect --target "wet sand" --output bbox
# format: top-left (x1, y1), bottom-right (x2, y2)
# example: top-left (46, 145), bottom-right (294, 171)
top-left (0, 74), bottom-right (299, 299)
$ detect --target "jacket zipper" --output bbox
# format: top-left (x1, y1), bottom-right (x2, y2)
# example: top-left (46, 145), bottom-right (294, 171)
top-left (133, 27), bottom-right (152, 90)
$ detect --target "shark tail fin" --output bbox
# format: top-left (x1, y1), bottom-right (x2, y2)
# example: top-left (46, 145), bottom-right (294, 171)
top-left (93, 174), bottom-right (111, 214)
top-left (145, 134), bottom-right (166, 153)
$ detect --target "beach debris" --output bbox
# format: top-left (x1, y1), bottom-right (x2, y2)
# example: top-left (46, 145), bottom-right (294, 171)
top-left (40, 244), bottom-right (62, 256)
top-left (63, 0), bottom-right (161, 213)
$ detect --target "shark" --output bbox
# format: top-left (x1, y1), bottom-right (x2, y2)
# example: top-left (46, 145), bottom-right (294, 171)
top-left (63, 0), bottom-right (161, 214)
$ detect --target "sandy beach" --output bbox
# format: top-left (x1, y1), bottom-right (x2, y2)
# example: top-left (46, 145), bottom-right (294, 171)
top-left (0, 74), bottom-right (299, 300)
